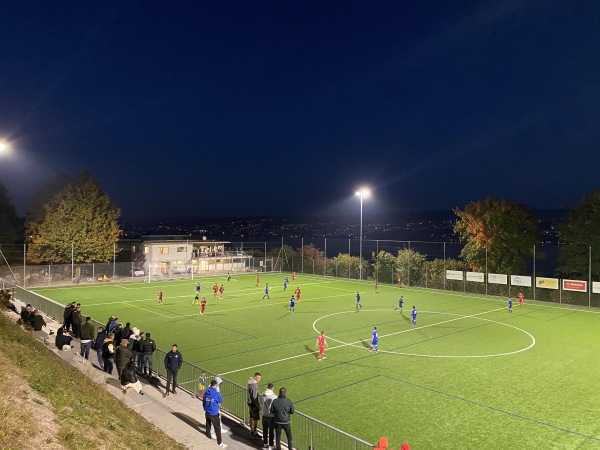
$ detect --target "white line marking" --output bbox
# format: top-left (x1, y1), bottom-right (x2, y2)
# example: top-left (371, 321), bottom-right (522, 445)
top-left (220, 306), bottom-right (524, 375)
top-left (313, 309), bottom-right (536, 358)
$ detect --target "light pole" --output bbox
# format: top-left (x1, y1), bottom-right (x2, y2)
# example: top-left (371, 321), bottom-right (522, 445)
top-left (355, 188), bottom-right (370, 280)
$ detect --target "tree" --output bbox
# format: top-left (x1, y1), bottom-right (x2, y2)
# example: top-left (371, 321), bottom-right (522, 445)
top-left (327, 253), bottom-right (365, 279)
top-left (422, 258), bottom-right (468, 290)
top-left (371, 250), bottom-right (397, 284)
top-left (557, 190), bottom-right (600, 279)
top-left (0, 183), bottom-right (19, 244)
top-left (453, 198), bottom-right (538, 274)
top-left (298, 244), bottom-right (327, 275)
top-left (25, 173), bottom-right (74, 243)
top-left (27, 174), bottom-right (121, 263)
top-left (395, 248), bottom-right (426, 287)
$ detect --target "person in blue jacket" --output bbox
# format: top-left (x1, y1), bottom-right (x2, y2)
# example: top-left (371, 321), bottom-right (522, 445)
top-left (203, 379), bottom-right (227, 448)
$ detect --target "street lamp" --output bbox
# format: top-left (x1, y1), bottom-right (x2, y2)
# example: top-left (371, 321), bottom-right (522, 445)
top-left (355, 188), bottom-right (370, 280)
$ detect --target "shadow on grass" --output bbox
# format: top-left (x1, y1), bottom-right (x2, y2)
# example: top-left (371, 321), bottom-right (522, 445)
top-left (303, 345), bottom-right (318, 360)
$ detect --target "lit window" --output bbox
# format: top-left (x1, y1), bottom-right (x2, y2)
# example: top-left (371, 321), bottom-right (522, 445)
top-left (159, 247), bottom-right (169, 254)
top-left (177, 247), bottom-right (185, 252)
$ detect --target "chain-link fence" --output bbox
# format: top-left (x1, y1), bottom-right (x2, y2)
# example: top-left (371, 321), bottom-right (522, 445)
top-left (3, 238), bottom-right (600, 307)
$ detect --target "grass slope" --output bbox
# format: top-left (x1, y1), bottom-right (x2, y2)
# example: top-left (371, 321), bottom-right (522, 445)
top-left (0, 312), bottom-right (187, 450)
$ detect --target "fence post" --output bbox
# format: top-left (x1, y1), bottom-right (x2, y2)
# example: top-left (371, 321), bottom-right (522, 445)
top-left (324, 238), bottom-right (327, 276)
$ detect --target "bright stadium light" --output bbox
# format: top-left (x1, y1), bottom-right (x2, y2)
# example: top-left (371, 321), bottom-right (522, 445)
top-left (355, 188), bottom-right (371, 280)
top-left (0, 141), bottom-right (8, 154)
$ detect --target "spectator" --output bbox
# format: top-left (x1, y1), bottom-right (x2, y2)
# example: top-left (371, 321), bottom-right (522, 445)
top-left (113, 323), bottom-right (124, 346)
top-left (164, 344), bottom-right (183, 396)
top-left (140, 332), bottom-right (156, 377)
top-left (120, 359), bottom-right (144, 395)
top-left (55, 328), bottom-right (73, 350)
top-left (247, 372), bottom-right (262, 439)
top-left (202, 379), bottom-right (227, 448)
top-left (107, 316), bottom-right (118, 334)
top-left (63, 302), bottom-right (76, 333)
top-left (71, 304), bottom-right (83, 338)
top-left (105, 316), bottom-right (114, 333)
top-left (32, 310), bottom-right (47, 332)
top-left (122, 322), bottom-right (132, 340)
top-left (20, 304), bottom-right (35, 328)
top-left (270, 387), bottom-right (294, 450)
top-left (128, 327), bottom-right (140, 366)
top-left (102, 333), bottom-right (115, 375)
top-left (79, 317), bottom-right (95, 360)
top-left (134, 331), bottom-right (145, 370)
top-left (261, 382), bottom-right (277, 450)
top-left (0, 289), bottom-right (17, 313)
top-left (115, 338), bottom-right (132, 379)
top-left (94, 326), bottom-right (107, 370)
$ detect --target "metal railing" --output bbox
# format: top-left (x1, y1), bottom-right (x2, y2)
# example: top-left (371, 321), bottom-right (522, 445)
top-left (13, 286), bottom-right (374, 450)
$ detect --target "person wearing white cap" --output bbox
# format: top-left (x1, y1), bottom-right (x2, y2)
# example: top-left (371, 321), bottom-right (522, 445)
top-left (211, 376), bottom-right (229, 437)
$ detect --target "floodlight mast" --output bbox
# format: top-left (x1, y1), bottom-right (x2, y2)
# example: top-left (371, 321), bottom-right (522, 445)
top-left (355, 189), bottom-right (370, 281)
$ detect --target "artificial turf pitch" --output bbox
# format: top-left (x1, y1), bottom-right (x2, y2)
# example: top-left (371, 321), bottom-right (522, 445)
top-left (33, 273), bottom-right (600, 449)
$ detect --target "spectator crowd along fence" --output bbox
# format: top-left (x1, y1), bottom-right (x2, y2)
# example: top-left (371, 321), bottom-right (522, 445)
top-left (13, 286), bottom-right (374, 450)
top-left (3, 237), bottom-right (600, 307)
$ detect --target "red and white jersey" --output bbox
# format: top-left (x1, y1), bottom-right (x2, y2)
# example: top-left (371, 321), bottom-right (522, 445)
top-left (317, 335), bottom-right (326, 348)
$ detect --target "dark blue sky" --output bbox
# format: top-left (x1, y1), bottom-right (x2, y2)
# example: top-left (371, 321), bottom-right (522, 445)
top-left (1, 1), bottom-right (599, 219)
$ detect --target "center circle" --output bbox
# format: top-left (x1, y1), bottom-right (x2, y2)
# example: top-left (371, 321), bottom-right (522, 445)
top-left (312, 309), bottom-right (536, 359)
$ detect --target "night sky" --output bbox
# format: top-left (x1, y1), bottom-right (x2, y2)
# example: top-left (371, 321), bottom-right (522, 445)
top-left (1, 1), bottom-right (600, 219)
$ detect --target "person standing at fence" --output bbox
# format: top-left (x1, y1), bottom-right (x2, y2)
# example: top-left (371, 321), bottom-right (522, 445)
top-left (79, 317), bottom-right (95, 360)
top-left (270, 387), bottom-right (294, 450)
top-left (261, 383), bottom-right (277, 450)
top-left (203, 379), bottom-right (227, 448)
top-left (94, 326), bottom-right (107, 370)
top-left (102, 333), bottom-right (115, 375)
top-left (135, 331), bottom-right (145, 369)
top-left (141, 332), bottom-right (157, 377)
top-left (369, 327), bottom-right (378, 353)
top-left (63, 301), bottom-right (76, 333)
top-left (247, 372), bottom-right (262, 439)
top-left (164, 344), bottom-right (183, 396)
top-left (71, 304), bottom-right (83, 338)
top-left (115, 338), bottom-right (132, 380)
top-left (316, 331), bottom-right (327, 361)
top-left (128, 327), bottom-right (140, 364)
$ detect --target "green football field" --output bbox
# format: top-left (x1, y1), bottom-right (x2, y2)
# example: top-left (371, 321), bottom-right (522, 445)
top-left (33, 273), bottom-right (600, 449)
